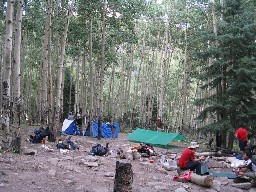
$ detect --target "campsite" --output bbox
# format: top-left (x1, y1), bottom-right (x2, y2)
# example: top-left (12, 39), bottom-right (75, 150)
top-left (1, 1), bottom-right (256, 192)
top-left (0, 124), bottom-right (255, 192)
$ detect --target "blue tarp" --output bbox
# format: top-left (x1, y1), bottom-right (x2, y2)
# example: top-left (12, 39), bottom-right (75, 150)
top-left (85, 121), bottom-right (119, 138)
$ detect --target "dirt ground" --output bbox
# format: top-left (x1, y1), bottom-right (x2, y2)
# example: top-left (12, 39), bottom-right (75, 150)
top-left (0, 125), bottom-right (255, 192)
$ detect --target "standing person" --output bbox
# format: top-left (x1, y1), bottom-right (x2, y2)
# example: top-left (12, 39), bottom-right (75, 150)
top-left (106, 122), bottom-right (116, 139)
top-left (235, 126), bottom-right (248, 152)
top-left (68, 112), bottom-right (74, 120)
top-left (178, 141), bottom-right (205, 174)
top-left (75, 114), bottom-right (83, 136)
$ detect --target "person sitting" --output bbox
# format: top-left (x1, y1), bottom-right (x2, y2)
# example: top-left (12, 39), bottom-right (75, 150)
top-left (235, 150), bottom-right (256, 186)
top-left (178, 141), bottom-right (205, 174)
top-left (56, 136), bottom-right (79, 150)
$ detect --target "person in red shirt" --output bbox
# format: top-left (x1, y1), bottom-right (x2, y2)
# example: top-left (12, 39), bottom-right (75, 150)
top-left (178, 141), bottom-right (205, 172)
top-left (235, 127), bottom-right (248, 152)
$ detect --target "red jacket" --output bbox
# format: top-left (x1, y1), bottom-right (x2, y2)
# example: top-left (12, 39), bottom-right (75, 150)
top-left (236, 127), bottom-right (248, 141)
top-left (178, 148), bottom-right (195, 169)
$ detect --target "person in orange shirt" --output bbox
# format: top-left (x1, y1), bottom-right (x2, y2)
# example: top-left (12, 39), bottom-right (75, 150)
top-left (235, 127), bottom-right (249, 152)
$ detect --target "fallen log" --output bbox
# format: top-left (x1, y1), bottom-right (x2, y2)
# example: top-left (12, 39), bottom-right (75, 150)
top-left (195, 151), bottom-right (220, 157)
top-left (232, 182), bottom-right (251, 190)
top-left (190, 172), bottom-right (213, 187)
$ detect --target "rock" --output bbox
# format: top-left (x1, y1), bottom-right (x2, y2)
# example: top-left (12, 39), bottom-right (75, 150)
top-left (162, 164), bottom-right (178, 171)
top-left (80, 162), bottom-right (99, 167)
top-left (83, 156), bottom-right (99, 162)
top-left (154, 185), bottom-right (169, 190)
top-left (220, 186), bottom-right (244, 192)
top-left (249, 188), bottom-right (256, 192)
top-left (215, 177), bottom-right (229, 186)
top-left (212, 180), bottom-right (221, 191)
top-left (206, 189), bottom-right (217, 192)
top-left (91, 187), bottom-right (110, 192)
top-left (156, 167), bottom-right (168, 174)
top-left (0, 183), bottom-right (4, 187)
top-left (65, 166), bottom-right (74, 171)
top-left (48, 169), bottom-right (56, 176)
top-left (48, 158), bottom-right (59, 166)
top-left (63, 179), bottom-right (75, 185)
top-left (104, 172), bottom-right (114, 177)
top-left (63, 156), bottom-right (73, 161)
top-left (175, 187), bottom-right (187, 192)
top-left (137, 187), bottom-right (158, 192)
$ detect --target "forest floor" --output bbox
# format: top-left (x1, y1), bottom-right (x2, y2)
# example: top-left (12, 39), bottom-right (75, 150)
top-left (0, 125), bottom-right (255, 192)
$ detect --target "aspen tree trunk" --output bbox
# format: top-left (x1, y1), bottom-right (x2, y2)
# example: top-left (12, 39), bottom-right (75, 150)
top-left (1, 0), bottom-right (14, 150)
top-left (26, 54), bottom-right (33, 123)
top-left (89, 18), bottom-right (94, 137)
top-left (40, 0), bottom-right (53, 129)
top-left (60, 64), bottom-right (65, 122)
top-left (181, 24), bottom-right (190, 130)
top-left (68, 63), bottom-right (74, 113)
top-left (131, 30), bottom-right (145, 130)
top-left (107, 48), bottom-right (115, 117)
top-left (158, 22), bottom-right (169, 129)
top-left (47, 0), bottom-right (53, 130)
top-left (0, 42), bottom-right (3, 109)
top-left (11, 0), bottom-right (23, 152)
top-left (141, 54), bottom-right (150, 128)
top-left (146, 50), bottom-right (155, 128)
top-left (81, 47), bottom-right (87, 115)
top-left (115, 48), bottom-right (126, 121)
top-left (20, 32), bottom-right (27, 121)
top-left (125, 47), bottom-right (133, 122)
top-left (54, 0), bottom-right (74, 134)
top-left (74, 59), bottom-right (80, 113)
top-left (97, 0), bottom-right (107, 140)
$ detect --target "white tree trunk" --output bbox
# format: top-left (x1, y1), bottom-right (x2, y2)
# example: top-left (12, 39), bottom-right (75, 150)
top-left (54, 0), bottom-right (74, 134)
top-left (89, 18), bottom-right (94, 137)
top-left (11, 0), bottom-right (24, 152)
top-left (1, 0), bottom-right (15, 150)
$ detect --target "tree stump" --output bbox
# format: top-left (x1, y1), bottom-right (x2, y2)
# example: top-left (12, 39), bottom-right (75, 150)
top-left (11, 136), bottom-right (21, 153)
top-left (190, 172), bottom-right (213, 187)
top-left (114, 160), bottom-right (133, 192)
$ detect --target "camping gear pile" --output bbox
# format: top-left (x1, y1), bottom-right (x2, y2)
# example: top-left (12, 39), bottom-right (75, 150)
top-left (29, 128), bottom-right (55, 143)
top-left (133, 143), bottom-right (157, 157)
top-left (56, 136), bottom-right (79, 150)
top-left (88, 143), bottom-right (109, 156)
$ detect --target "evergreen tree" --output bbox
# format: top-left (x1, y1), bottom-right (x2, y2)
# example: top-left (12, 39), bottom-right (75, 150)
top-left (194, 0), bottom-right (256, 149)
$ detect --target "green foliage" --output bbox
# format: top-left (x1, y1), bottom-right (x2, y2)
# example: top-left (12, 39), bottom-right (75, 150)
top-left (194, 0), bottom-right (256, 133)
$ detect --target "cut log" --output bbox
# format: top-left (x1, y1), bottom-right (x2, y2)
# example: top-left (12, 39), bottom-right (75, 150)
top-left (190, 172), bottom-right (213, 187)
top-left (114, 160), bottom-right (133, 192)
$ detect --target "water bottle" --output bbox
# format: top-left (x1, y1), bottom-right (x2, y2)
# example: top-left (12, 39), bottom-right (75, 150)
top-left (173, 157), bottom-right (177, 168)
top-left (160, 155), bottom-right (166, 164)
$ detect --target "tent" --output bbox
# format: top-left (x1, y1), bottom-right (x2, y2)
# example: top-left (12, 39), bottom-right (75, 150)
top-left (127, 128), bottom-right (187, 146)
top-left (85, 121), bottom-right (119, 138)
top-left (61, 119), bottom-right (80, 135)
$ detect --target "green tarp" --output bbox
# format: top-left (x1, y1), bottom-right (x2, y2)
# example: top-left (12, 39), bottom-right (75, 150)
top-left (127, 128), bottom-right (187, 146)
